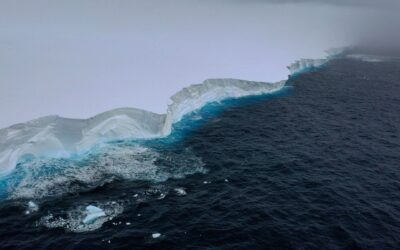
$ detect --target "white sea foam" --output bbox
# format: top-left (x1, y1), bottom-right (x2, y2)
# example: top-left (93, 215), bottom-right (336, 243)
top-left (39, 201), bottom-right (124, 233)
top-left (8, 144), bottom-right (205, 200)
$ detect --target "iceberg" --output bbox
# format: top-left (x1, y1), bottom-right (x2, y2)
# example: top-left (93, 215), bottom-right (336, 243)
top-left (0, 48), bottom-right (347, 177)
top-left (0, 78), bottom-right (284, 177)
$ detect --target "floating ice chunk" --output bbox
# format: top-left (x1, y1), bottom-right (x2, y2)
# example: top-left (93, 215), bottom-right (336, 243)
top-left (157, 193), bottom-right (166, 200)
top-left (40, 201), bottom-right (123, 232)
top-left (126, 222), bottom-right (131, 226)
top-left (152, 233), bottom-right (161, 239)
top-left (174, 188), bottom-right (187, 196)
top-left (25, 201), bottom-right (39, 214)
top-left (28, 201), bottom-right (39, 211)
top-left (83, 205), bottom-right (106, 224)
top-left (224, 179), bottom-right (229, 183)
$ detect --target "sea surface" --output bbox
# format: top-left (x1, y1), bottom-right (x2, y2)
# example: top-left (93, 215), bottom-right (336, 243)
top-left (1, 57), bottom-right (400, 249)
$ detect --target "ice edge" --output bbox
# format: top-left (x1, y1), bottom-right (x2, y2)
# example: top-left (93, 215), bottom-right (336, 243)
top-left (0, 49), bottom-right (343, 177)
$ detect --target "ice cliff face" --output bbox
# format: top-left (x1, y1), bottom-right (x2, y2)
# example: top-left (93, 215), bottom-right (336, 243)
top-left (287, 58), bottom-right (328, 76)
top-left (162, 79), bottom-right (285, 135)
top-left (0, 79), bottom-right (284, 177)
top-left (0, 108), bottom-right (165, 176)
top-left (287, 48), bottom-right (345, 76)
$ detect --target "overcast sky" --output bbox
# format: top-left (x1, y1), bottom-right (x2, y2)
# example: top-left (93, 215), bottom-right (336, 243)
top-left (0, 0), bottom-right (397, 128)
top-left (235, 0), bottom-right (398, 6)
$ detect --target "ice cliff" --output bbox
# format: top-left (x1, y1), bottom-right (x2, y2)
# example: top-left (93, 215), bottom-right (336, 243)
top-left (287, 48), bottom-right (345, 76)
top-left (0, 78), bottom-right (284, 176)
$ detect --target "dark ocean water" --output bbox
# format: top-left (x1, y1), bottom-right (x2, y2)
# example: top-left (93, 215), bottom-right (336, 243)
top-left (1, 58), bottom-right (400, 249)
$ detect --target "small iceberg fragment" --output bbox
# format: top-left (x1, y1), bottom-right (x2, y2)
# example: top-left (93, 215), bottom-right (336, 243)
top-left (25, 201), bottom-right (39, 214)
top-left (28, 201), bottom-right (39, 211)
top-left (174, 188), bottom-right (187, 196)
top-left (157, 193), bottom-right (166, 200)
top-left (40, 201), bottom-right (123, 232)
top-left (152, 233), bottom-right (161, 239)
top-left (83, 205), bottom-right (106, 224)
